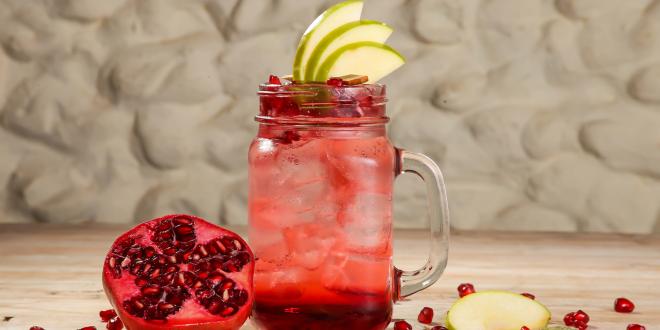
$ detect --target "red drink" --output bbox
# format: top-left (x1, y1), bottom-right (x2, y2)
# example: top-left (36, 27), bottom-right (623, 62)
top-left (249, 83), bottom-right (393, 329)
top-left (249, 81), bottom-right (449, 329)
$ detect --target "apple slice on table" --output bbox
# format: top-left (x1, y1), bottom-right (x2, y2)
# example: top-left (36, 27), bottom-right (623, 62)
top-left (315, 41), bottom-right (405, 83)
top-left (446, 291), bottom-right (551, 330)
top-left (293, 0), bottom-right (364, 82)
top-left (304, 20), bottom-right (393, 82)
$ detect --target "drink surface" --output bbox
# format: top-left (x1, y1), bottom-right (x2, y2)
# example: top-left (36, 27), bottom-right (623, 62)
top-left (248, 119), bottom-right (396, 329)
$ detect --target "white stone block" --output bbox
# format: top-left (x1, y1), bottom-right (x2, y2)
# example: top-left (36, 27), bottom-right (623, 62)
top-left (630, 63), bottom-right (660, 104)
top-left (413, 0), bottom-right (462, 45)
top-left (580, 115), bottom-right (660, 178)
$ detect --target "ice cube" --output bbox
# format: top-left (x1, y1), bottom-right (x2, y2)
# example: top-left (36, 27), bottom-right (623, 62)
top-left (270, 178), bottom-right (340, 227)
top-left (339, 193), bottom-right (393, 254)
top-left (260, 140), bottom-right (339, 227)
top-left (255, 267), bottom-right (307, 301)
top-left (324, 138), bottom-right (394, 193)
top-left (275, 139), bottom-right (327, 186)
top-left (322, 252), bottom-right (392, 295)
top-left (249, 228), bottom-right (289, 270)
top-left (280, 178), bottom-right (327, 210)
top-left (283, 223), bottom-right (336, 270)
top-left (262, 138), bottom-right (357, 228)
top-left (252, 175), bottom-right (335, 229)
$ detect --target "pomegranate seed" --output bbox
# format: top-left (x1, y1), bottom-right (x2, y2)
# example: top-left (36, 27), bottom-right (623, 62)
top-left (326, 77), bottom-right (344, 87)
top-left (108, 257), bottom-right (116, 268)
top-left (282, 130), bottom-right (301, 144)
top-left (107, 318), bottom-right (123, 330)
top-left (574, 310), bottom-right (589, 323)
top-left (457, 283), bottom-right (476, 297)
top-left (627, 324), bottom-right (646, 330)
top-left (521, 327), bottom-right (530, 330)
top-left (30, 327), bottom-right (45, 330)
top-left (141, 285), bottom-right (161, 296)
top-left (394, 320), bottom-right (412, 330)
top-left (520, 292), bottom-right (535, 300)
top-left (99, 309), bottom-right (117, 322)
top-left (574, 320), bottom-right (588, 330)
top-left (173, 217), bottom-right (193, 225)
top-left (417, 306), bottom-right (434, 324)
top-left (79, 327), bottom-right (96, 330)
top-left (431, 326), bottom-right (449, 330)
top-left (268, 75), bottom-right (281, 85)
top-left (564, 312), bottom-right (576, 326)
top-left (614, 297), bottom-right (635, 313)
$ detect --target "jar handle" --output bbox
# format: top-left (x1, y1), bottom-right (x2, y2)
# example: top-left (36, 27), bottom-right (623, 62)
top-left (393, 149), bottom-right (450, 300)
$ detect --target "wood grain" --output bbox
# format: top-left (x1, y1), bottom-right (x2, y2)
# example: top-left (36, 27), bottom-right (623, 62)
top-left (0, 225), bottom-right (659, 329)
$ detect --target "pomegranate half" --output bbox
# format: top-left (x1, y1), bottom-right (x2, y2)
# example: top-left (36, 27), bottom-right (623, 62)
top-left (102, 215), bottom-right (254, 330)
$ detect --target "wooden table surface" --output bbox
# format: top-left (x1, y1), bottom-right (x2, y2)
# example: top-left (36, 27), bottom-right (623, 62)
top-left (0, 224), bottom-right (659, 329)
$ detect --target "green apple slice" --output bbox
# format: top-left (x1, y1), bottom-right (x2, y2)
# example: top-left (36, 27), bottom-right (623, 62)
top-left (446, 291), bottom-right (551, 330)
top-left (293, 0), bottom-right (364, 82)
top-left (315, 41), bottom-right (405, 83)
top-left (304, 20), bottom-right (393, 82)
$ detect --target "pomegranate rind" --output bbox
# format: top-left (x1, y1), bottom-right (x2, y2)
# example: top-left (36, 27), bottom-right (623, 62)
top-left (102, 214), bottom-right (254, 330)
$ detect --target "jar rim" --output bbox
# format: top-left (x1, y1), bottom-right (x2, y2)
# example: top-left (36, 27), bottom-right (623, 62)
top-left (257, 83), bottom-right (388, 125)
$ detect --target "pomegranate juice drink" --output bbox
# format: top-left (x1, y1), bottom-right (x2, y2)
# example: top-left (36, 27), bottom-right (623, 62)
top-left (248, 1), bottom-right (450, 329)
top-left (250, 83), bottom-right (396, 329)
top-left (249, 80), bottom-right (449, 330)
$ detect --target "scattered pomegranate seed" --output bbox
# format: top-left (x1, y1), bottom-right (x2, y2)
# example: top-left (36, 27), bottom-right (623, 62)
top-left (30, 327), bottom-right (45, 330)
top-left (417, 307), bottom-right (434, 324)
top-left (564, 312), bottom-right (576, 326)
top-left (394, 320), bottom-right (412, 330)
top-left (457, 283), bottom-right (476, 297)
top-left (431, 326), bottom-right (448, 330)
top-left (574, 310), bottom-right (590, 324)
top-left (521, 327), bottom-right (530, 330)
top-left (574, 320), bottom-right (588, 330)
top-left (106, 318), bottom-right (123, 330)
top-left (326, 77), bottom-right (344, 87)
top-left (627, 324), bottom-right (646, 330)
top-left (99, 309), bottom-right (117, 322)
top-left (78, 327), bottom-right (96, 330)
top-left (614, 297), bottom-right (635, 313)
top-left (564, 309), bottom-right (589, 328)
top-left (520, 292), bottom-right (535, 300)
top-left (268, 75), bottom-right (281, 85)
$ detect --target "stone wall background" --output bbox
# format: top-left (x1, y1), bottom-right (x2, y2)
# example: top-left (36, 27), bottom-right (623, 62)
top-left (0, 0), bottom-right (659, 233)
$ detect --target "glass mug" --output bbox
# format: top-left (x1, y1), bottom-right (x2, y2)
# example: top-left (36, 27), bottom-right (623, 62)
top-left (248, 83), bottom-right (450, 330)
